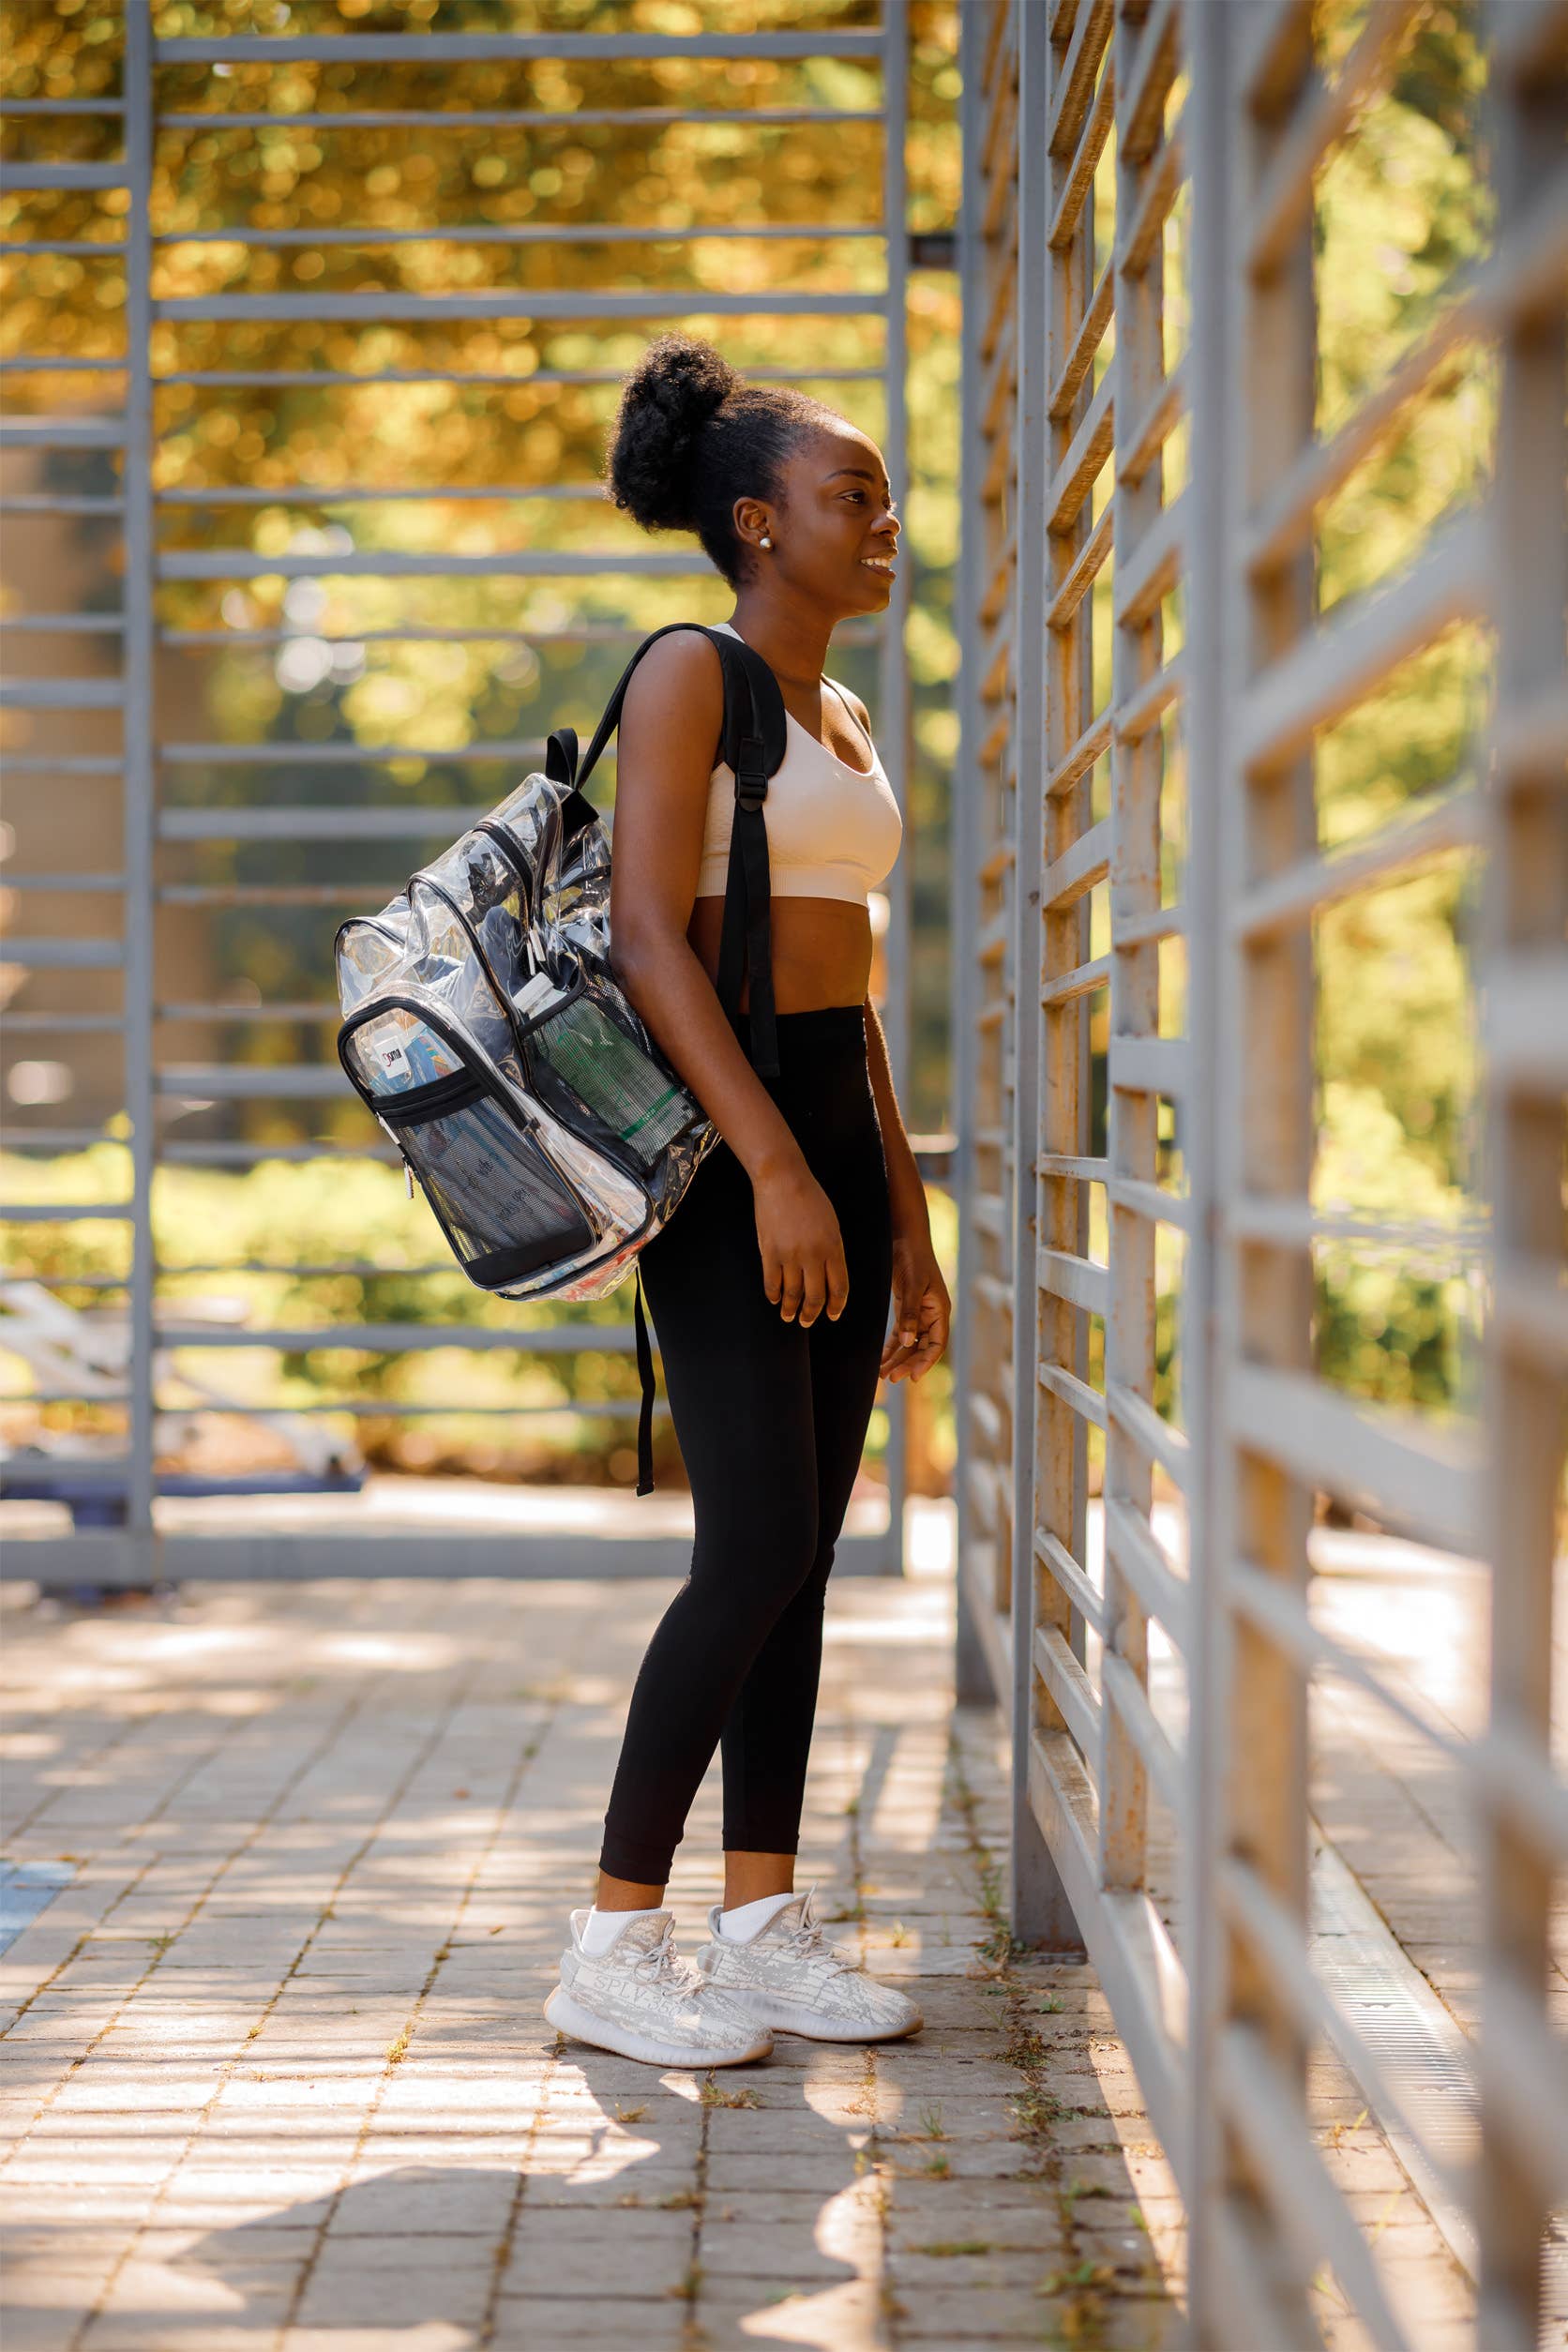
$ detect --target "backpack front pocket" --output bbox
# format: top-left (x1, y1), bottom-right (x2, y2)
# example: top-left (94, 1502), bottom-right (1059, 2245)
top-left (339, 1005), bottom-right (596, 1291)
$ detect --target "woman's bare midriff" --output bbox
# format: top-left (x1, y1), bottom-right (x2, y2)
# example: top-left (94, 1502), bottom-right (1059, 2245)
top-left (687, 893), bottom-right (871, 1014)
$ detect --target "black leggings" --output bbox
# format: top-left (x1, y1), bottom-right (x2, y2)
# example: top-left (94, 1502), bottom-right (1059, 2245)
top-left (597, 1003), bottom-right (894, 1886)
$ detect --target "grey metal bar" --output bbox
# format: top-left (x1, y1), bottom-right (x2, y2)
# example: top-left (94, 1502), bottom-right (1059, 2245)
top-left (157, 222), bottom-right (876, 248)
top-left (1182, 6), bottom-right (1234, 2334)
top-left (0, 242), bottom-right (126, 259)
top-left (156, 293), bottom-right (889, 324)
top-left (3, 940), bottom-right (124, 969)
top-left (1, 1014), bottom-right (126, 1033)
top-left (0, 613), bottom-right (125, 629)
top-left (0, 164), bottom-right (127, 189)
top-left (2, 756), bottom-right (124, 772)
top-left (0, 1203), bottom-right (132, 1223)
top-left (0, 496), bottom-right (125, 514)
top-left (881, 0), bottom-right (912, 1582)
top-left (157, 807), bottom-right (520, 841)
top-left (156, 485), bottom-right (615, 505)
top-left (157, 367), bottom-right (882, 389)
top-left (158, 550), bottom-right (710, 580)
top-left (154, 33), bottom-right (887, 62)
top-left (1013, 0), bottom-right (1079, 1949)
top-left (158, 108), bottom-right (882, 131)
top-left (0, 679), bottom-right (124, 707)
top-left (122, 0), bottom-right (157, 1545)
top-left (150, 1323), bottom-right (653, 1353)
top-left (0, 419), bottom-right (124, 446)
top-left (158, 742), bottom-right (542, 767)
top-left (0, 98), bottom-right (127, 114)
top-left (152, 1067), bottom-right (343, 1097)
top-left (950, 0), bottom-right (997, 1705)
top-left (0, 1531), bottom-right (896, 1586)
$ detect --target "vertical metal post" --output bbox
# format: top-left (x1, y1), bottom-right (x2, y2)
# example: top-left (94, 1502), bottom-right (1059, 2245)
top-left (952, 0), bottom-right (995, 1705)
top-left (1009, 0), bottom-right (1078, 1947)
top-left (1214, 18), bottom-right (1319, 2329)
top-left (1098, 0), bottom-right (1162, 1903)
top-left (881, 0), bottom-right (912, 1576)
top-left (1181, 12), bottom-right (1232, 2342)
top-left (1477, 11), bottom-right (1568, 2346)
top-left (122, 1), bottom-right (157, 1566)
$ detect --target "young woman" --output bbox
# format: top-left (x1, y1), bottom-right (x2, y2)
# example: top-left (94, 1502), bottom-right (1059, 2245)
top-left (543, 332), bottom-right (952, 2069)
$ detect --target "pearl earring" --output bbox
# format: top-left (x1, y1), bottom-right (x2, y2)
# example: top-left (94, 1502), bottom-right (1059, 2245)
top-left (760, 535), bottom-right (773, 550)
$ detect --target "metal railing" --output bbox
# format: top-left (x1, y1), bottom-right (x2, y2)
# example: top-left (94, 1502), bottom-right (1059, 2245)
top-left (2, 5), bottom-right (915, 1583)
top-left (954, 1), bottom-right (1567, 2344)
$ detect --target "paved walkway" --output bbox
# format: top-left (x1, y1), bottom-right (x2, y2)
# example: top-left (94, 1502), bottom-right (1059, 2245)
top-left (0, 1551), bottom-right (1180, 2352)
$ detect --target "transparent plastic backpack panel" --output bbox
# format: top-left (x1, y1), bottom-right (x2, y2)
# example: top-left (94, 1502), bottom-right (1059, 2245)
top-left (416, 826), bottom-right (531, 1004)
top-left (337, 903), bottom-right (413, 1014)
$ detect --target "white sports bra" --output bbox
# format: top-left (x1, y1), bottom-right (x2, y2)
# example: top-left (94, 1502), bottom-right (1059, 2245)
top-left (695, 620), bottom-right (904, 908)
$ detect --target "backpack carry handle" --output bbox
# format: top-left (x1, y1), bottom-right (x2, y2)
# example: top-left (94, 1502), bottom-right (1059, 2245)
top-left (544, 726), bottom-right (579, 787)
top-left (571, 622), bottom-right (789, 1078)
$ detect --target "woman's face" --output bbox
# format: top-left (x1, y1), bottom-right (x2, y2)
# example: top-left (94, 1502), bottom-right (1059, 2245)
top-left (736, 425), bottom-right (901, 615)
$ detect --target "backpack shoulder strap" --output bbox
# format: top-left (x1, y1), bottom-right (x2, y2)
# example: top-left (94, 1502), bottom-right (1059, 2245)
top-left (568, 623), bottom-right (788, 1078)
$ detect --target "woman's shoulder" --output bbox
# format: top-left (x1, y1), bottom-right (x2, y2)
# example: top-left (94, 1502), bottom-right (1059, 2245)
top-left (619, 626), bottom-right (728, 776)
top-left (622, 624), bottom-right (726, 715)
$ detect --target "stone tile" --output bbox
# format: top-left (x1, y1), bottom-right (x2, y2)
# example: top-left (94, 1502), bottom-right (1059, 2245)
top-left (488, 2296), bottom-right (696, 2347)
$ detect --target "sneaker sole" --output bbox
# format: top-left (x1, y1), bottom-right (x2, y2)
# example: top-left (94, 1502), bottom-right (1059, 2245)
top-left (709, 1986), bottom-right (924, 2043)
top-left (542, 1984), bottom-right (773, 2069)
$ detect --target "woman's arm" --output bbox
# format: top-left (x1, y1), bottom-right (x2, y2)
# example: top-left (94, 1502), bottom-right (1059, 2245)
top-left (864, 995), bottom-right (951, 1382)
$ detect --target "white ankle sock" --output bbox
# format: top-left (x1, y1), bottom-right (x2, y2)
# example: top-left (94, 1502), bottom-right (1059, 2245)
top-left (717, 1889), bottom-right (796, 1943)
top-left (580, 1902), bottom-right (662, 1958)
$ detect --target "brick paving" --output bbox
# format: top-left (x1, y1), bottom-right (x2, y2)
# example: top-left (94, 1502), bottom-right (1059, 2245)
top-left (0, 1553), bottom-right (1180, 2352)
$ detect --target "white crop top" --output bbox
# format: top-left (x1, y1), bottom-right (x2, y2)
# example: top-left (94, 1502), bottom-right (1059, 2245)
top-left (695, 620), bottom-right (904, 907)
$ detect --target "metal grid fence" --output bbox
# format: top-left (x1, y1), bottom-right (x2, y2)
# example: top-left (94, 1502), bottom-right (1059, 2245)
top-left (954, 1), bottom-right (1566, 2345)
top-left (2, 7), bottom-right (915, 1584)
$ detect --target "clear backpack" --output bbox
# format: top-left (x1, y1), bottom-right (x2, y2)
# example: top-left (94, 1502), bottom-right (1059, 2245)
top-left (334, 623), bottom-right (790, 1495)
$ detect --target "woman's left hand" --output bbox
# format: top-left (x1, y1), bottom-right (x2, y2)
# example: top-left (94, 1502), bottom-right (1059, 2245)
top-left (880, 1229), bottom-right (952, 1384)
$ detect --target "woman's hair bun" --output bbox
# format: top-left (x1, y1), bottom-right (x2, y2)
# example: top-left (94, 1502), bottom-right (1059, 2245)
top-left (602, 332), bottom-right (740, 535)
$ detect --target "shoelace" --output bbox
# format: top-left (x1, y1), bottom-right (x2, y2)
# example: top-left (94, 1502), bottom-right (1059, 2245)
top-left (628, 1922), bottom-right (702, 1995)
top-left (772, 1907), bottom-right (856, 1976)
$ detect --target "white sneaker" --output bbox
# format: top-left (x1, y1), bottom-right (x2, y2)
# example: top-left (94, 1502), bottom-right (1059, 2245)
top-left (694, 1883), bottom-right (924, 2043)
top-left (543, 1906), bottom-right (774, 2068)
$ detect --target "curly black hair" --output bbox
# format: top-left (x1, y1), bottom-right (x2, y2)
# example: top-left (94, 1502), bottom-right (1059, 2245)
top-left (600, 331), bottom-right (836, 588)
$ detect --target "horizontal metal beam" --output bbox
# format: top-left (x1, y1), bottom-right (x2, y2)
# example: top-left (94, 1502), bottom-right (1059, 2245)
top-left (154, 32), bottom-right (888, 62)
top-left (1238, 517), bottom-right (1485, 775)
top-left (157, 108), bottom-right (882, 132)
top-left (158, 550), bottom-right (707, 580)
top-left (158, 221), bottom-right (877, 249)
top-left (1227, 1364), bottom-right (1481, 1555)
top-left (0, 1529), bottom-right (897, 1583)
top-left (148, 1321), bottom-right (652, 1354)
top-left (158, 806), bottom-right (500, 842)
top-left (1232, 784), bottom-right (1478, 939)
top-left (156, 292), bottom-right (889, 324)
top-left (154, 1065), bottom-right (344, 1100)
top-left (3, 938), bottom-right (123, 970)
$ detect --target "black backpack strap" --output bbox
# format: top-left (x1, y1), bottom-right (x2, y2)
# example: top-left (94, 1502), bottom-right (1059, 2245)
top-left (633, 1263), bottom-right (656, 1496)
top-left (574, 622), bottom-right (787, 1078)
top-left (710, 633), bottom-right (783, 1078)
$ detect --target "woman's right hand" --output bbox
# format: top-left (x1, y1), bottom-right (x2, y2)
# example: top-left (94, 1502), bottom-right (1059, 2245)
top-left (753, 1159), bottom-right (850, 1328)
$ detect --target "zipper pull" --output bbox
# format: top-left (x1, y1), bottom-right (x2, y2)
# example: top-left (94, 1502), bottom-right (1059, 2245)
top-left (404, 1160), bottom-right (415, 1199)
